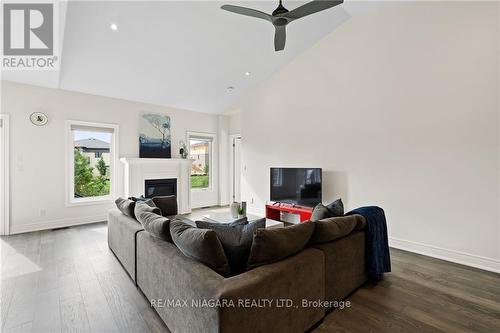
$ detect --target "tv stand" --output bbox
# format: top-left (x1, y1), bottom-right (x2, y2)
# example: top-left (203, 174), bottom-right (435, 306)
top-left (265, 203), bottom-right (313, 223)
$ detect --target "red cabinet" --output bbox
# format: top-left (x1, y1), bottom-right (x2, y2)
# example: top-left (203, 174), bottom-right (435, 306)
top-left (265, 204), bottom-right (313, 223)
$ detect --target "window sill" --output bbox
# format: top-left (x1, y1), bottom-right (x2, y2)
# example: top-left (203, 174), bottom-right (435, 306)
top-left (191, 187), bottom-right (213, 192)
top-left (66, 196), bottom-right (114, 207)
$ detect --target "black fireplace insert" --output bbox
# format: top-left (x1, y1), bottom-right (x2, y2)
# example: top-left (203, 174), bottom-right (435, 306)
top-left (145, 178), bottom-right (177, 198)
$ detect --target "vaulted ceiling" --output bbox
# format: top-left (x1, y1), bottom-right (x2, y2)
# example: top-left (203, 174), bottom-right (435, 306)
top-left (2, 1), bottom-right (351, 113)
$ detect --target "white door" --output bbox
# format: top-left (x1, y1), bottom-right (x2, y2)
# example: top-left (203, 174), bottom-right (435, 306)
top-left (232, 137), bottom-right (242, 202)
top-left (0, 114), bottom-right (10, 235)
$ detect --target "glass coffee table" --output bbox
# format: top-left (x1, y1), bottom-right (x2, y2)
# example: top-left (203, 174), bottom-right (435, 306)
top-left (202, 212), bottom-right (284, 229)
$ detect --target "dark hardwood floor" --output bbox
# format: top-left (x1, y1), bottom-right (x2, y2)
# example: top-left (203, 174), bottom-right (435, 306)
top-left (1, 222), bottom-right (499, 333)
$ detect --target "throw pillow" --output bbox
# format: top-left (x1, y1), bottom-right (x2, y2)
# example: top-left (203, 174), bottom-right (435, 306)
top-left (309, 215), bottom-right (363, 245)
top-left (325, 198), bottom-right (344, 217)
top-left (246, 222), bottom-right (315, 270)
top-left (170, 218), bottom-right (230, 277)
top-left (310, 203), bottom-right (330, 221)
top-left (196, 218), bottom-right (265, 275)
top-left (196, 216), bottom-right (248, 229)
top-left (152, 196), bottom-right (178, 217)
top-left (134, 201), bottom-right (162, 217)
top-left (136, 210), bottom-right (172, 242)
top-left (115, 197), bottom-right (135, 218)
top-left (128, 196), bottom-right (156, 207)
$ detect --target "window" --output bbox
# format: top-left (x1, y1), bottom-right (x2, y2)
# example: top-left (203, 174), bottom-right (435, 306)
top-left (188, 134), bottom-right (213, 189)
top-left (67, 121), bottom-right (118, 205)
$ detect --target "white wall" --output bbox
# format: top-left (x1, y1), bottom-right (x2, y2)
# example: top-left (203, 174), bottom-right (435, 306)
top-left (1, 81), bottom-right (221, 233)
top-left (228, 112), bottom-right (241, 135)
top-left (233, 2), bottom-right (500, 272)
top-left (218, 115), bottom-right (231, 206)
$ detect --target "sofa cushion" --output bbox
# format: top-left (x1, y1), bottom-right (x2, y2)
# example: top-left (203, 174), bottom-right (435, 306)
top-left (170, 218), bottom-right (230, 277)
top-left (310, 203), bottom-right (330, 221)
top-left (115, 197), bottom-right (136, 218)
top-left (196, 216), bottom-right (248, 228)
top-left (152, 195), bottom-right (178, 217)
top-left (196, 218), bottom-right (266, 275)
top-left (311, 199), bottom-right (344, 222)
top-left (246, 222), bottom-right (315, 270)
top-left (310, 214), bottom-right (365, 245)
top-left (325, 198), bottom-right (344, 217)
top-left (136, 211), bottom-right (172, 242)
top-left (134, 201), bottom-right (162, 217)
top-left (128, 196), bottom-right (156, 207)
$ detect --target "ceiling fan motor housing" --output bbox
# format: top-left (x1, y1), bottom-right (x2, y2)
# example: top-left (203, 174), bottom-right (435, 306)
top-left (274, 17), bottom-right (288, 26)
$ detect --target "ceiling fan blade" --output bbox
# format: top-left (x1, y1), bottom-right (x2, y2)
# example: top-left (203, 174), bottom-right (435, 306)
top-left (280, 0), bottom-right (343, 20)
top-left (221, 5), bottom-right (273, 22)
top-left (274, 25), bottom-right (286, 51)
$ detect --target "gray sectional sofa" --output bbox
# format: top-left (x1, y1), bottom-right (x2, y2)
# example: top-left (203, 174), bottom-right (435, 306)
top-left (108, 208), bottom-right (368, 333)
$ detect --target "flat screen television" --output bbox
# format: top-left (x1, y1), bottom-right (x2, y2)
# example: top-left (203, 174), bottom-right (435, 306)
top-left (270, 168), bottom-right (322, 207)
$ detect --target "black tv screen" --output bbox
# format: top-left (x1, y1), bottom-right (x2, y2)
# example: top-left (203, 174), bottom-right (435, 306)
top-left (270, 168), bottom-right (322, 207)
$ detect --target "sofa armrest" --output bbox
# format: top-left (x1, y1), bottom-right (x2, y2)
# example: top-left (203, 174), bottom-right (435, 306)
top-left (218, 247), bottom-right (325, 333)
top-left (136, 231), bottom-right (225, 333)
top-left (107, 209), bottom-right (143, 281)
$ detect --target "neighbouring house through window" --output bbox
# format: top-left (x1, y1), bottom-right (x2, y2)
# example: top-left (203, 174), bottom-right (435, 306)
top-left (188, 135), bottom-right (213, 189)
top-left (68, 121), bottom-right (117, 204)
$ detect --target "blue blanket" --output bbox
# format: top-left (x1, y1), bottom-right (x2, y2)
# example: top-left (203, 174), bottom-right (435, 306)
top-left (346, 206), bottom-right (391, 280)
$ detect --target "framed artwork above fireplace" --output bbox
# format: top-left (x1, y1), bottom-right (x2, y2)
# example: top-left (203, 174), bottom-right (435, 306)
top-left (139, 113), bottom-right (171, 158)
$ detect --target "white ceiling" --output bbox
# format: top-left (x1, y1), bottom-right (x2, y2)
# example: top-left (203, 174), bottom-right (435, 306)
top-left (2, 1), bottom-right (351, 114)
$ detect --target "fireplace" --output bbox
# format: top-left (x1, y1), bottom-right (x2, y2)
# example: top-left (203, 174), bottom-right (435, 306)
top-left (121, 158), bottom-right (192, 214)
top-left (145, 178), bottom-right (177, 198)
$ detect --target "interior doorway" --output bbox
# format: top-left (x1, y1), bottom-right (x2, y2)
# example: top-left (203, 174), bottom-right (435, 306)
top-left (230, 135), bottom-right (242, 203)
top-left (0, 114), bottom-right (10, 235)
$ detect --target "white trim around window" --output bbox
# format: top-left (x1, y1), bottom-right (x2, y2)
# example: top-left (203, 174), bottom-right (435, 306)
top-left (65, 120), bottom-right (119, 207)
top-left (186, 131), bottom-right (217, 192)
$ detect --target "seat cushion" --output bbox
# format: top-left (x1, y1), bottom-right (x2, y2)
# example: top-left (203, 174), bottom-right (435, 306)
top-left (246, 222), bottom-right (315, 270)
top-left (152, 195), bottom-right (178, 217)
top-left (310, 214), bottom-right (365, 245)
top-left (170, 218), bottom-right (230, 277)
top-left (136, 210), bottom-right (172, 242)
top-left (196, 218), bottom-right (266, 275)
top-left (115, 197), bottom-right (136, 218)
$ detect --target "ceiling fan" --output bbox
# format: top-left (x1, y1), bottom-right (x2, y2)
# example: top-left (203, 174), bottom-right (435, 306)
top-left (221, 0), bottom-right (344, 51)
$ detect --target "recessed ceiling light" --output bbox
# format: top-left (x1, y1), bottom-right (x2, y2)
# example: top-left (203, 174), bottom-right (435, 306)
top-left (245, 72), bottom-right (250, 76)
top-left (110, 23), bottom-right (118, 31)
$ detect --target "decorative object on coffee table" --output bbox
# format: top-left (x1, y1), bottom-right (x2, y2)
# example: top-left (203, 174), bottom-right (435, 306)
top-left (139, 113), bottom-right (171, 158)
top-left (230, 201), bottom-right (247, 218)
top-left (230, 202), bottom-right (239, 218)
top-left (240, 201), bottom-right (247, 217)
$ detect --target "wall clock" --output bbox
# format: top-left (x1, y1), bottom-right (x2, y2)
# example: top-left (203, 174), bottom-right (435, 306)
top-left (30, 112), bottom-right (48, 126)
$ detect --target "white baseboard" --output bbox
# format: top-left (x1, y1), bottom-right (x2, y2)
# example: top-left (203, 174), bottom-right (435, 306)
top-left (239, 209), bottom-right (500, 274)
top-left (9, 215), bottom-right (107, 234)
top-left (390, 237), bottom-right (500, 274)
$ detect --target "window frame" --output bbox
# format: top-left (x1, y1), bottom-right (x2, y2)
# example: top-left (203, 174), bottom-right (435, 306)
top-left (66, 120), bottom-right (119, 206)
top-left (186, 131), bottom-right (216, 192)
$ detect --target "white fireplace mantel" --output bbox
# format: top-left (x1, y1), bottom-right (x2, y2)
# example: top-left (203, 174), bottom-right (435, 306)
top-left (120, 158), bottom-right (194, 214)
